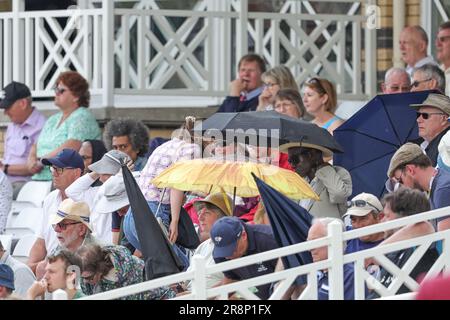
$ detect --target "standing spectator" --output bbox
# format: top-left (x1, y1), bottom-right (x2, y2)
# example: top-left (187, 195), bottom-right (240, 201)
top-left (103, 118), bottom-right (149, 171)
top-left (78, 139), bottom-right (107, 175)
top-left (0, 81), bottom-right (46, 198)
top-left (410, 64), bottom-right (446, 93)
top-left (381, 68), bottom-right (411, 94)
top-left (302, 78), bottom-right (344, 135)
top-left (0, 240), bottom-right (35, 298)
top-left (256, 65), bottom-right (298, 111)
top-left (410, 93), bottom-right (450, 166)
top-left (0, 264), bottom-right (15, 299)
top-left (211, 216), bottom-right (278, 299)
top-left (217, 54), bottom-right (266, 112)
top-left (28, 71), bottom-right (101, 181)
top-left (26, 250), bottom-right (84, 300)
top-left (287, 145), bottom-right (352, 219)
top-left (436, 21), bottom-right (450, 96)
top-left (27, 149), bottom-right (84, 276)
top-left (399, 26), bottom-right (437, 76)
top-left (0, 171), bottom-right (12, 234)
top-left (307, 218), bottom-right (356, 300)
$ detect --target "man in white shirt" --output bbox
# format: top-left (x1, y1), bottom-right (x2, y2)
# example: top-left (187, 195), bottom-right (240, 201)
top-left (400, 26), bottom-right (437, 76)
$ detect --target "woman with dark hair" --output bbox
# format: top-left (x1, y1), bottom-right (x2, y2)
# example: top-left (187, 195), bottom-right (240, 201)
top-left (28, 71), bottom-right (101, 180)
top-left (273, 89), bottom-right (307, 119)
top-left (103, 118), bottom-right (149, 171)
top-left (79, 140), bottom-right (107, 175)
top-left (77, 244), bottom-right (174, 300)
top-left (302, 77), bottom-right (344, 134)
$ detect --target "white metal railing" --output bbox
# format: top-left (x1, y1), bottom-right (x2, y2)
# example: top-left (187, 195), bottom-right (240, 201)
top-left (78, 205), bottom-right (450, 300)
top-left (1, 0), bottom-right (376, 108)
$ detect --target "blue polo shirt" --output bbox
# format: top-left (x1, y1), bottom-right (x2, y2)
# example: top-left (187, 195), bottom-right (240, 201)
top-left (317, 263), bottom-right (358, 300)
top-left (345, 226), bottom-right (382, 254)
top-left (213, 223), bottom-right (278, 299)
top-left (431, 169), bottom-right (450, 220)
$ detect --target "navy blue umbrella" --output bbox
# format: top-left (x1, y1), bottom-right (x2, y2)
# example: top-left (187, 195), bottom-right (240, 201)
top-left (252, 173), bottom-right (313, 285)
top-left (333, 91), bottom-right (434, 198)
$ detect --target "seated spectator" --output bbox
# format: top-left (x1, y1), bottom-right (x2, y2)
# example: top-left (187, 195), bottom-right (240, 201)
top-left (217, 53), bottom-right (266, 112)
top-left (27, 149), bottom-right (84, 277)
top-left (287, 145), bottom-right (352, 219)
top-left (302, 77), bottom-right (344, 135)
top-left (28, 71), bottom-right (101, 181)
top-left (103, 118), bottom-right (149, 171)
top-left (381, 68), bottom-right (411, 94)
top-left (211, 216), bottom-right (278, 299)
top-left (77, 244), bottom-right (174, 300)
top-left (0, 171), bottom-right (12, 234)
top-left (366, 188), bottom-right (439, 299)
top-left (344, 193), bottom-right (385, 254)
top-left (0, 81), bottom-right (46, 198)
top-left (273, 89), bottom-right (307, 119)
top-left (79, 139), bottom-right (107, 175)
top-left (0, 239), bottom-right (35, 298)
top-left (0, 264), bottom-right (15, 299)
top-left (410, 64), bottom-right (446, 93)
top-left (307, 218), bottom-right (357, 300)
top-left (26, 250), bottom-right (84, 300)
top-left (256, 65), bottom-right (298, 111)
top-left (65, 150), bottom-right (130, 244)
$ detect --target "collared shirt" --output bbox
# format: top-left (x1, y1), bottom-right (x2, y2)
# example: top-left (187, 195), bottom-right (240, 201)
top-left (441, 64), bottom-right (450, 96)
top-left (0, 251), bottom-right (36, 298)
top-left (406, 56), bottom-right (438, 76)
top-left (38, 190), bottom-right (63, 253)
top-left (317, 264), bottom-right (358, 300)
top-left (242, 86), bottom-right (264, 101)
top-left (4, 107), bottom-right (46, 183)
top-left (214, 223), bottom-right (278, 299)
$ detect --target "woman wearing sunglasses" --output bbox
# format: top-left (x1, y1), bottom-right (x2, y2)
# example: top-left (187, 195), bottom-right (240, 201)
top-left (302, 77), bottom-right (344, 135)
top-left (27, 71), bottom-right (101, 181)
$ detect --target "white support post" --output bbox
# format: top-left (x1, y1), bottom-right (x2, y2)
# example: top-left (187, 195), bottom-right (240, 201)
top-left (191, 255), bottom-right (208, 300)
top-left (12, 0), bottom-right (25, 82)
top-left (421, 0), bottom-right (432, 55)
top-left (328, 221), bottom-right (344, 300)
top-left (364, 0), bottom-right (377, 98)
top-left (102, 0), bottom-right (114, 107)
top-left (393, 0), bottom-right (405, 68)
top-left (237, 0), bottom-right (248, 58)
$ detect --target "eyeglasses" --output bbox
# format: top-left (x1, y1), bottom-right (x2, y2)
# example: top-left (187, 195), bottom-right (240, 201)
top-left (50, 166), bottom-right (77, 175)
top-left (275, 101), bottom-right (296, 109)
top-left (263, 82), bottom-right (279, 88)
top-left (112, 143), bottom-right (130, 151)
top-left (52, 221), bottom-right (82, 231)
top-left (411, 78), bottom-right (432, 88)
top-left (437, 35), bottom-right (450, 43)
top-left (416, 111), bottom-right (446, 120)
top-left (53, 86), bottom-right (68, 95)
top-left (347, 200), bottom-right (381, 213)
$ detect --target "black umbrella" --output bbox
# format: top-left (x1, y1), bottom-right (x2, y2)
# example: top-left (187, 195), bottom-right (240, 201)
top-left (121, 163), bottom-right (183, 280)
top-left (252, 173), bottom-right (313, 285)
top-left (195, 111), bottom-right (343, 156)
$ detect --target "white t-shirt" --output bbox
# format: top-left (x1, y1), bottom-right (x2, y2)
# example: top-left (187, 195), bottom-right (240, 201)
top-left (38, 190), bottom-right (62, 254)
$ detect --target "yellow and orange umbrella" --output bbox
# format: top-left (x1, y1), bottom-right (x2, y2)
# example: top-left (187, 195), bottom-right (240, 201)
top-left (151, 158), bottom-right (319, 201)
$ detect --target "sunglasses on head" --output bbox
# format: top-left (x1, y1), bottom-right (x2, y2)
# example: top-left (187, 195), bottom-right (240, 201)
top-left (347, 200), bottom-right (380, 213)
top-left (416, 111), bottom-right (445, 120)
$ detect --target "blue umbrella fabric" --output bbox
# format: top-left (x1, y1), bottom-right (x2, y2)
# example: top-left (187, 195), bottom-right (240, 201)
top-left (121, 163), bottom-right (184, 280)
top-left (252, 173), bottom-right (313, 285)
top-left (333, 91), bottom-right (434, 198)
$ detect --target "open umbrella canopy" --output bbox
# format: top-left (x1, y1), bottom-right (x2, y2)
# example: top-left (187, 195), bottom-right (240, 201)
top-left (151, 158), bottom-right (319, 201)
top-left (195, 111), bottom-right (343, 156)
top-left (253, 174), bottom-right (313, 285)
top-left (333, 91), bottom-right (433, 198)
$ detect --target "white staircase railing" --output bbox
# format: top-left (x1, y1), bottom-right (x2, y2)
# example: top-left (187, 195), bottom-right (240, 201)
top-left (78, 205), bottom-right (450, 300)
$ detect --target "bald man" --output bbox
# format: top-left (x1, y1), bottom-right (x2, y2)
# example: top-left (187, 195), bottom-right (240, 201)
top-left (400, 26), bottom-right (437, 76)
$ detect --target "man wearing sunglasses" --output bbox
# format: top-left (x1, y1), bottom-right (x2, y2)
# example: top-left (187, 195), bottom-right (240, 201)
top-left (410, 64), bottom-right (445, 93)
top-left (27, 149), bottom-right (84, 279)
top-left (410, 93), bottom-right (450, 166)
top-left (343, 193), bottom-right (384, 254)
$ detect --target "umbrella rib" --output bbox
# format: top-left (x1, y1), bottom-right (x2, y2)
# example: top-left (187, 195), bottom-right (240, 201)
top-left (337, 129), bottom-right (403, 147)
top-left (347, 150), bottom-right (396, 171)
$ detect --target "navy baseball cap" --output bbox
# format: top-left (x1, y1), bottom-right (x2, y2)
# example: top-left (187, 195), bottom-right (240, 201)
top-left (211, 217), bottom-right (244, 259)
top-left (41, 148), bottom-right (85, 171)
top-left (0, 264), bottom-right (15, 291)
top-left (0, 81), bottom-right (31, 109)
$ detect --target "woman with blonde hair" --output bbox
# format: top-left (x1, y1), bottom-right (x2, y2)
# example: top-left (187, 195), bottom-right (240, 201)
top-left (257, 65), bottom-right (298, 111)
top-left (302, 77), bottom-right (344, 134)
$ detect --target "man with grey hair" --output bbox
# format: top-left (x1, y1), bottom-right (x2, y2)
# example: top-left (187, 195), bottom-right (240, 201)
top-left (436, 21), bottom-right (450, 96)
top-left (307, 217), bottom-right (357, 300)
top-left (400, 26), bottom-right (437, 76)
top-left (381, 68), bottom-right (411, 94)
top-left (410, 64), bottom-right (446, 93)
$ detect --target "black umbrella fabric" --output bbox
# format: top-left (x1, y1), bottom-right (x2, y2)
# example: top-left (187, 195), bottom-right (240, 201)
top-left (253, 173), bottom-right (313, 285)
top-left (195, 111), bottom-right (343, 155)
top-left (333, 91), bottom-right (433, 198)
top-left (121, 163), bottom-right (183, 280)
top-left (171, 206), bottom-right (200, 250)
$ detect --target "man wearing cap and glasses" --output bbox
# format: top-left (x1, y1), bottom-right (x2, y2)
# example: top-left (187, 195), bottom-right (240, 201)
top-left (27, 149), bottom-right (84, 278)
top-left (410, 93), bottom-right (450, 166)
top-left (343, 193), bottom-right (385, 254)
top-left (387, 143), bottom-right (450, 232)
top-left (210, 216), bottom-right (278, 299)
top-left (0, 81), bottom-right (46, 199)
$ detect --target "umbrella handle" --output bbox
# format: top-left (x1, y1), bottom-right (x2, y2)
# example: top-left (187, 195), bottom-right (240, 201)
top-left (156, 188), bottom-right (167, 216)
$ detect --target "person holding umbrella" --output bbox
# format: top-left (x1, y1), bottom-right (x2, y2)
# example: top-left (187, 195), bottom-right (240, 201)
top-left (286, 144), bottom-right (352, 219)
